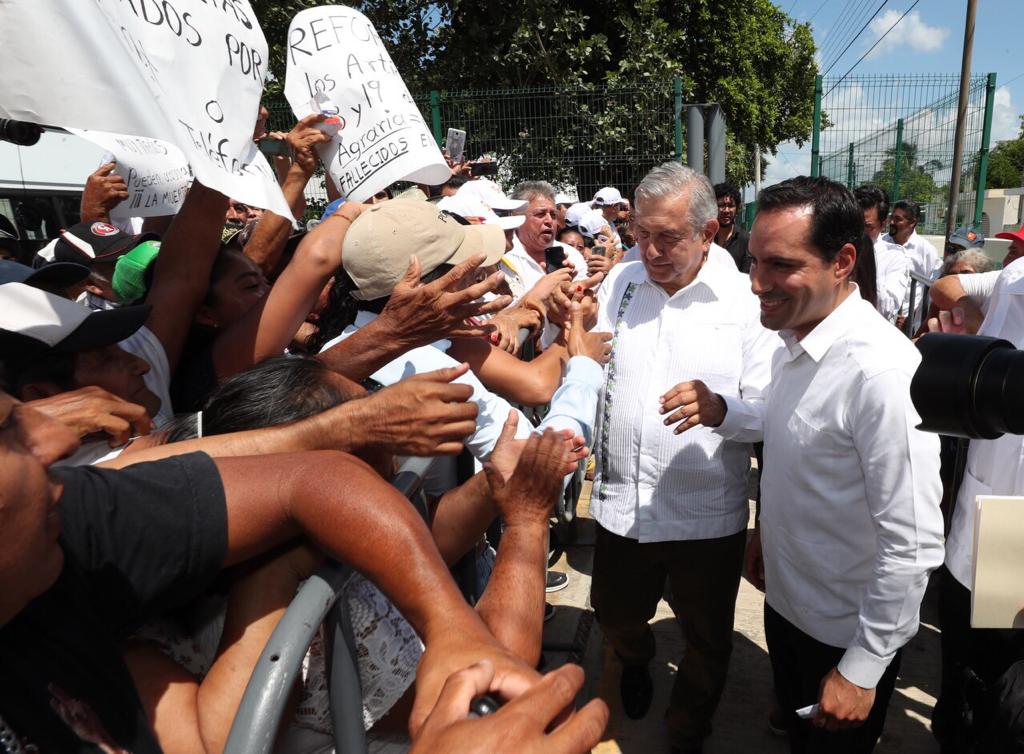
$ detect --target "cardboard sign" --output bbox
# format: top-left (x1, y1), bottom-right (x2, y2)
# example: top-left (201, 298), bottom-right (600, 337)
top-left (284, 6), bottom-right (450, 201)
top-left (69, 129), bottom-right (191, 219)
top-left (0, 0), bottom-right (291, 219)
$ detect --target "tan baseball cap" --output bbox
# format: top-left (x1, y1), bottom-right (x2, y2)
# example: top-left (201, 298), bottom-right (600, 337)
top-left (342, 200), bottom-right (506, 301)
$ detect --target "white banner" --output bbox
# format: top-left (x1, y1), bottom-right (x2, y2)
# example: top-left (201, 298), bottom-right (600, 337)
top-left (284, 6), bottom-right (451, 202)
top-left (0, 0), bottom-right (291, 218)
top-left (69, 129), bottom-right (191, 219)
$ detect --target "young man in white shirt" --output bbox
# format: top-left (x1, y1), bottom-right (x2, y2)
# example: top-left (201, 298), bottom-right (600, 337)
top-left (884, 199), bottom-right (942, 329)
top-left (741, 177), bottom-right (944, 753)
top-left (589, 162), bottom-right (777, 754)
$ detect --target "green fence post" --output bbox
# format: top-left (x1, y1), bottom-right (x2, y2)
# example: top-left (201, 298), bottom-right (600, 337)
top-left (846, 143), bottom-right (855, 188)
top-left (810, 75), bottom-right (822, 176)
top-left (673, 78), bottom-right (684, 163)
top-left (974, 72), bottom-right (998, 226)
top-left (892, 118), bottom-right (904, 201)
top-left (429, 90), bottom-right (442, 146)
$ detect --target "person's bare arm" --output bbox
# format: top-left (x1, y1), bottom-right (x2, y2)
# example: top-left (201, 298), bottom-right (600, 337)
top-left (124, 543), bottom-right (321, 754)
top-left (448, 335), bottom-right (568, 407)
top-left (318, 254), bottom-right (511, 381)
top-left (243, 115), bottom-right (330, 277)
top-left (144, 180), bottom-right (229, 374)
top-left (141, 215), bottom-right (174, 237)
top-left (213, 450), bottom-right (540, 734)
top-left (210, 202), bottom-right (362, 381)
top-left (475, 429), bottom-right (568, 666)
top-left (98, 365), bottom-right (479, 469)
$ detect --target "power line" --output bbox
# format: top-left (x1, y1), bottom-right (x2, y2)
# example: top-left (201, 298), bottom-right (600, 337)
top-left (819, 0), bottom-right (858, 48)
top-left (1001, 71), bottom-right (1024, 88)
top-left (825, 0), bottom-right (923, 98)
top-left (821, 0), bottom-right (875, 67)
top-left (822, 0), bottom-right (890, 76)
top-left (806, 0), bottom-right (830, 24)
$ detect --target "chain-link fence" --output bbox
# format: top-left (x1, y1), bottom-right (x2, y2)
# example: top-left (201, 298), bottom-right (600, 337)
top-left (266, 82), bottom-right (695, 211)
top-left (812, 73), bottom-right (997, 235)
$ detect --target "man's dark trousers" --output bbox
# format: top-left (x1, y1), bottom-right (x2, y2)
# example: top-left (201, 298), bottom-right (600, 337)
top-left (591, 524), bottom-right (746, 749)
top-left (764, 603), bottom-right (902, 754)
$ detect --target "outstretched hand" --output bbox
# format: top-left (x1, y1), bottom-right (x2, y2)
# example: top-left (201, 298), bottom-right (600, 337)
top-left (486, 424), bottom-right (578, 527)
top-left (488, 411), bottom-right (587, 484)
top-left (377, 254), bottom-right (512, 346)
top-left (410, 661), bottom-right (608, 754)
top-left (26, 385), bottom-right (152, 447)
top-left (341, 364), bottom-right (479, 456)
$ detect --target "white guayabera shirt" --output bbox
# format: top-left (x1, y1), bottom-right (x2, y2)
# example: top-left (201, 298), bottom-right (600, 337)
top-left (589, 257), bottom-right (778, 543)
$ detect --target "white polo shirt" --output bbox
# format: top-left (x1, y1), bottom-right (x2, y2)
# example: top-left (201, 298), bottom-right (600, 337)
top-left (589, 257), bottom-right (778, 543)
top-left (759, 289), bottom-right (943, 688)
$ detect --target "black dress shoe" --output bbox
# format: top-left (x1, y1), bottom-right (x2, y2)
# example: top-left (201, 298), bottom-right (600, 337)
top-left (619, 664), bottom-right (653, 719)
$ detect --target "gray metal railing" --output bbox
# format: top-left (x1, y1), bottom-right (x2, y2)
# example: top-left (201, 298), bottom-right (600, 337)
top-left (904, 271), bottom-right (934, 337)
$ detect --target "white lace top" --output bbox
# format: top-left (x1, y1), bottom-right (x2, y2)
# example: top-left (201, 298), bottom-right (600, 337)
top-left (134, 572), bottom-right (422, 732)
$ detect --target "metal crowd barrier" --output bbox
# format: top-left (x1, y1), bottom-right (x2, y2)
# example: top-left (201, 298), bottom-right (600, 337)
top-left (903, 271), bottom-right (933, 337)
top-left (224, 456), bottom-right (434, 754)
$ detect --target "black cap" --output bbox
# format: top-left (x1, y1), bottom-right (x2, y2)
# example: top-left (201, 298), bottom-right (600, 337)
top-left (54, 221), bottom-right (158, 266)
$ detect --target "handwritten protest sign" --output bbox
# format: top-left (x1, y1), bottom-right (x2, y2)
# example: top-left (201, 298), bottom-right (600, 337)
top-left (284, 6), bottom-right (451, 201)
top-left (68, 129), bottom-right (191, 219)
top-left (0, 0), bottom-right (291, 219)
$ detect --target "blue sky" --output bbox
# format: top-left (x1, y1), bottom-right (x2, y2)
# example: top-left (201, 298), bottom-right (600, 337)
top-left (763, 0), bottom-right (1024, 186)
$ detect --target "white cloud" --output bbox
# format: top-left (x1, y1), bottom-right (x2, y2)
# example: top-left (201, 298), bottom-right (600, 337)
top-left (991, 86), bottom-right (1021, 143)
top-left (866, 9), bottom-right (949, 59)
top-left (760, 141), bottom-right (812, 190)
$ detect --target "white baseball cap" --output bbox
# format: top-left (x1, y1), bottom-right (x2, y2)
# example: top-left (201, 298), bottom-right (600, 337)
top-left (437, 194), bottom-right (525, 231)
top-left (0, 281), bottom-right (150, 364)
top-left (457, 179), bottom-right (526, 212)
top-left (554, 191), bottom-right (577, 205)
top-left (578, 210), bottom-right (610, 239)
top-left (593, 187), bottom-right (623, 206)
top-left (564, 202), bottom-right (593, 228)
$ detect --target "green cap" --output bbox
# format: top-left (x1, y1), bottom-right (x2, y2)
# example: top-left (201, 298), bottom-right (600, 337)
top-left (112, 240), bottom-right (161, 303)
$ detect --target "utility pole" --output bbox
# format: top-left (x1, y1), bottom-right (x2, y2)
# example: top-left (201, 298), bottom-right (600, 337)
top-left (754, 147), bottom-right (761, 196)
top-left (946, 0), bottom-right (978, 240)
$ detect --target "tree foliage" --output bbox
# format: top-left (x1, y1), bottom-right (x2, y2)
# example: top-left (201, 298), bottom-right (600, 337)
top-left (870, 141), bottom-right (940, 206)
top-left (250, 0), bottom-right (819, 187)
top-left (987, 116), bottom-right (1024, 190)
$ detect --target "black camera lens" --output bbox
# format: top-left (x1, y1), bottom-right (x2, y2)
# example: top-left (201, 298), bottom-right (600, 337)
top-left (912, 333), bottom-right (1024, 439)
top-left (0, 119), bottom-right (42, 147)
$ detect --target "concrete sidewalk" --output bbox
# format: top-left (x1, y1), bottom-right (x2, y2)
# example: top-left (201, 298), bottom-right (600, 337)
top-left (540, 484), bottom-right (942, 753)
